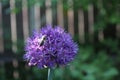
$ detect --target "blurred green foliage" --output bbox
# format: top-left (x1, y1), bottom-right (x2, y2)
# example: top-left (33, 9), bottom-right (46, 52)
top-left (53, 45), bottom-right (118, 80)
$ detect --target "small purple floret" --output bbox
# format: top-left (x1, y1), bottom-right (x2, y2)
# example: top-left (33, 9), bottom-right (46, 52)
top-left (24, 25), bottom-right (78, 69)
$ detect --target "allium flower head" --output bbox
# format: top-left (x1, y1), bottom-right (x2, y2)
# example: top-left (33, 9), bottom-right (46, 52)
top-left (24, 25), bottom-right (78, 69)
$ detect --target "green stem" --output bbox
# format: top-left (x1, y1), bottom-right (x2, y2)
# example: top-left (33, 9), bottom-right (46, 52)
top-left (47, 68), bottom-right (54, 80)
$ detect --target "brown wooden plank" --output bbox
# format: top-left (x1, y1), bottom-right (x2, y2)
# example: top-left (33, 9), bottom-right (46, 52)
top-left (10, 0), bottom-right (17, 53)
top-left (0, 1), bottom-right (4, 53)
top-left (78, 9), bottom-right (85, 43)
top-left (34, 4), bottom-right (41, 29)
top-left (22, 0), bottom-right (29, 40)
top-left (68, 10), bottom-right (74, 36)
top-left (27, 0), bottom-right (35, 33)
top-left (57, 0), bottom-right (64, 28)
top-left (45, 0), bottom-right (52, 25)
top-left (98, 30), bottom-right (104, 42)
top-left (88, 4), bottom-right (94, 42)
top-left (67, 0), bottom-right (74, 36)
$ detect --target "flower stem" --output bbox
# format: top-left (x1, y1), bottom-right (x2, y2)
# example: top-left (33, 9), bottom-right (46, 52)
top-left (47, 68), bottom-right (54, 80)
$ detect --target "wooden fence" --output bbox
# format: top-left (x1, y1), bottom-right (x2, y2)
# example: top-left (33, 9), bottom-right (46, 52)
top-left (0, 0), bottom-right (119, 80)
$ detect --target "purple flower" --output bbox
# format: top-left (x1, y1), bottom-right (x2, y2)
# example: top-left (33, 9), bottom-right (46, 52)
top-left (24, 25), bottom-right (78, 69)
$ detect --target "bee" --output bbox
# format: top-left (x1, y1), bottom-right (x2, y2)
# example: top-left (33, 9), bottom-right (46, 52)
top-left (38, 35), bottom-right (46, 46)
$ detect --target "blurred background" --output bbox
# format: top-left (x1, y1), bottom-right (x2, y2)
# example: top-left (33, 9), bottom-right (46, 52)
top-left (0, 0), bottom-right (120, 80)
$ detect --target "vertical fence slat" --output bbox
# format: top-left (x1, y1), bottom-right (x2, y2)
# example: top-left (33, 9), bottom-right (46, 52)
top-left (97, 0), bottom-right (104, 42)
top-left (0, 1), bottom-right (4, 53)
top-left (98, 30), bottom-right (104, 41)
top-left (22, 0), bottom-right (29, 40)
top-left (46, 0), bottom-right (52, 25)
top-left (12, 59), bottom-right (19, 80)
top-left (13, 70), bottom-right (19, 79)
top-left (22, 1), bottom-right (31, 78)
top-left (78, 9), bottom-right (85, 43)
top-left (57, 0), bottom-right (63, 28)
top-left (10, 0), bottom-right (17, 53)
top-left (67, 0), bottom-right (74, 36)
top-left (34, 4), bottom-right (40, 29)
top-left (88, 4), bottom-right (94, 42)
top-left (68, 10), bottom-right (74, 36)
top-left (28, 1), bottom-right (35, 33)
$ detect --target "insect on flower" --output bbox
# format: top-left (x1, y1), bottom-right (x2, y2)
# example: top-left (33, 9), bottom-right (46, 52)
top-left (38, 35), bottom-right (46, 46)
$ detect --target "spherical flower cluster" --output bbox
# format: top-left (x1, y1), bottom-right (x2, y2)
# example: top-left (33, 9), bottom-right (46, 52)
top-left (24, 25), bottom-right (78, 69)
